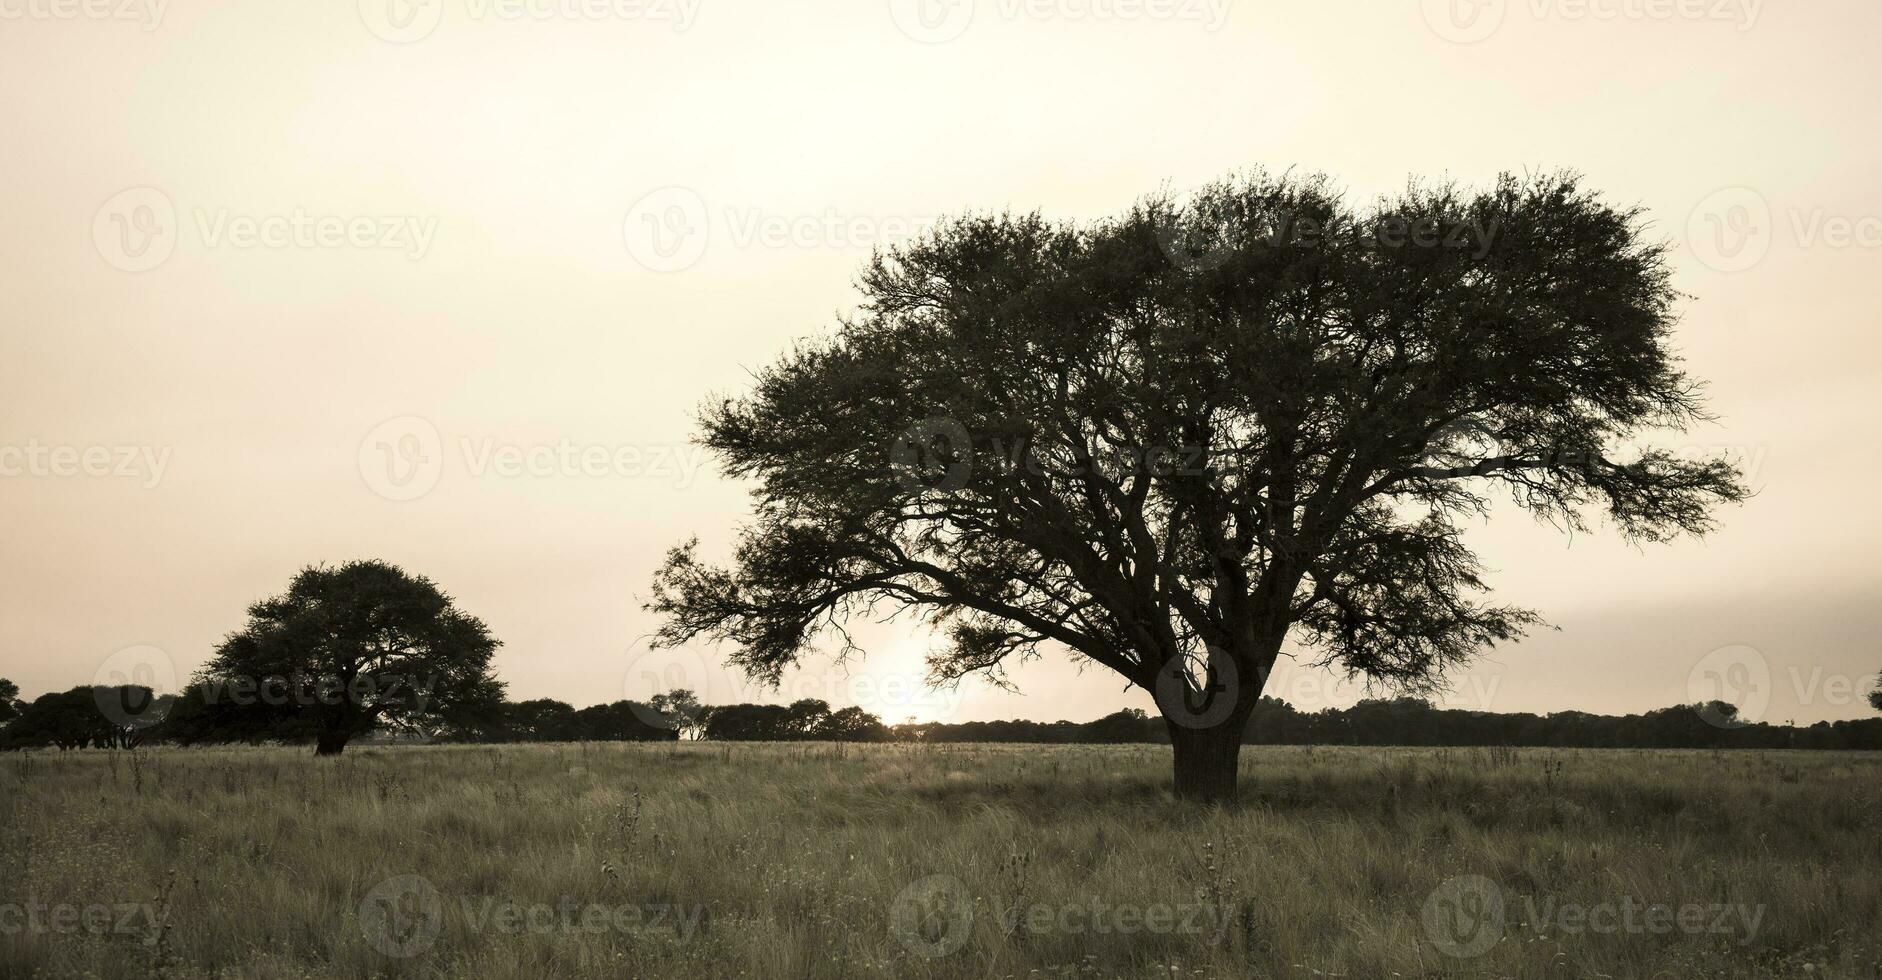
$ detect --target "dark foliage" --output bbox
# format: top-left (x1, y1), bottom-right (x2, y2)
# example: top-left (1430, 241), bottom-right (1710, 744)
top-left (0, 686), bottom-right (174, 750)
top-left (195, 560), bottom-right (506, 755)
top-left (0, 677), bottom-right (18, 726)
top-left (895, 697), bottom-right (1882, 750)
top-left (649, 169), bottom-right (1748, 800)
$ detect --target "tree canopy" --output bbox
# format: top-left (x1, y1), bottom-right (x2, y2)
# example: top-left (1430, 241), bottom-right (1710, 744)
top-left (195, 560), bottom-right (506, 755)
top-left (649, 169), bottom-right (1746, 802)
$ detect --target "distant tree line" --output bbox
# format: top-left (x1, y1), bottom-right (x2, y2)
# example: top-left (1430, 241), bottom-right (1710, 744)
top-left (5, 678), bottom-right (1881, 753)
top-left (0, 685), bottom-right (172, 750)
top-left (897, 697), bottom-right (1882, 751)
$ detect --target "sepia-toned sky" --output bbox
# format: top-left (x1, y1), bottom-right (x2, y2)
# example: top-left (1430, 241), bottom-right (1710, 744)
top-left (1, 0), bottom-right (1878, 728)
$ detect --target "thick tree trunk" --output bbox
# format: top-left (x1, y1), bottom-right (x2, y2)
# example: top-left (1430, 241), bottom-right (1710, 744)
top-left (1167, 720), bottom-right (1245, 804)
top-left (1156, 641), bottom-right (1274, 804)
top-left (314, 731), bottom-right (349, 756)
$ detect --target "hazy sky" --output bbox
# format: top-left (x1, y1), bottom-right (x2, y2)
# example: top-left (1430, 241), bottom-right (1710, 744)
top-left (2, 0), bottom-right (1877, 729)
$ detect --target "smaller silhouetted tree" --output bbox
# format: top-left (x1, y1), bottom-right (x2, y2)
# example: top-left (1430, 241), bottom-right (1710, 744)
top-left (501, 698), bottom-right (579, 741)
top-left (0, 678), bottom-right (19, 727)
top-left (649, 688), bottom-right (707, 739)
top-left (199, 560), bottom-right (506, 755)
top-left (819, 705), bottom-right (890, 741)
top-left (1870, 672), bottom-right (1881, 713)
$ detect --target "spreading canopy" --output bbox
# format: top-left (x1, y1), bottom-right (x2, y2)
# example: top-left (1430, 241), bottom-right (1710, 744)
top-left (197, 560), bottom-right (505, 754)
top-left (649, 171), bottom-right (1746, 797)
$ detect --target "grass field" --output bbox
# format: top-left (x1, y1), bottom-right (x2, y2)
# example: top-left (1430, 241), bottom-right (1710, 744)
top-left (1, 742), bottom-right (1878, 979)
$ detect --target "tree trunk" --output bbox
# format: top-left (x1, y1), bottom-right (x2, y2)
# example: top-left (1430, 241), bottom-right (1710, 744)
top-left (1167, 720), bottom-right (1244, 804)
top-left (314, 731), bottom-right (349, 756)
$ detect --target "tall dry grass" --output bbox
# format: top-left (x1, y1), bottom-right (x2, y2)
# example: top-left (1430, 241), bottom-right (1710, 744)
top-left (1, 742), bottom-right (1876, 978)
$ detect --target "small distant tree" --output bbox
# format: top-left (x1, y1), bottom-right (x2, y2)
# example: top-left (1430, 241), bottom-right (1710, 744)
top-left (819, 705), bottom-right (890, 741)
top-left (199, 560), bottom-right (506, 756)
top-left (649, 688), bottom-right (707, 739)
top-left (0, 678), bottom-right (19, 727)
top-left (649, 170), bottom-right (1747, 803)
top-left (1869, 672), bottom-right (1881, 713)
top-left (784, 698), bottom-right (832, 738)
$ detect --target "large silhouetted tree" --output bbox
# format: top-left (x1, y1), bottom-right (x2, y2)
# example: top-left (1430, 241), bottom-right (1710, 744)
top-left (201, 560), bottom-right (505, 755)
top-left (648, 171), bottom-right (1747, 803)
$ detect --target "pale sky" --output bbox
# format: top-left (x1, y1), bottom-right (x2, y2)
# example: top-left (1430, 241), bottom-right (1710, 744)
top-left (2, 0), bottom-right (1877, 729)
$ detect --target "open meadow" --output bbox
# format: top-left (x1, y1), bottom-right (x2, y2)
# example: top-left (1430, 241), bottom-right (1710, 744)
top-left (2, 743), bottom-right (1878, 979)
